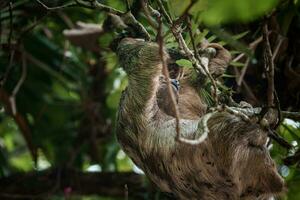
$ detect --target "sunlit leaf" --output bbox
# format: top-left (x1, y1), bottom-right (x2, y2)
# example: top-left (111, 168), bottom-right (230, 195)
top-left (176, 59), bottom-right (193, 68)
top-left (230, 61), bottom-right (245, 67)
top-left (190, 0), bottom-right (279, 25)
top-left (168, 0), bottom-right (191, 17)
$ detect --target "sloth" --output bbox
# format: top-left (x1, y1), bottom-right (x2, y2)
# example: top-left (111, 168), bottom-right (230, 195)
top-left (116, 38), bottom-right (284, 200)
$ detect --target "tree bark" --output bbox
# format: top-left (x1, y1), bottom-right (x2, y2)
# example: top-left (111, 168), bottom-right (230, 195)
top-left (0, 168), bottom-right (149, 199)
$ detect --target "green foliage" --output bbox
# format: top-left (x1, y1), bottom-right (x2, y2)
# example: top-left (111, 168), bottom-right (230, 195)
top-left (165, 0), bottom-right (280, 25)
top-left (176, 59), bottom-right (193, 68)
top-left (190, 0), bottom-right (279, 25)
top-left (167, 0), bottom-right (192, 17)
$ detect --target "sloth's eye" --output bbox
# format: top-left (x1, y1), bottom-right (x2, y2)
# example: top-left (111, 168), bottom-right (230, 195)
top-left (170, 79), bottom-right (180, 91)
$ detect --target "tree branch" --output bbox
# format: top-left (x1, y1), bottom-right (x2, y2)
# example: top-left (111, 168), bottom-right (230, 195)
top-left (0, 169), bottom-right (149, 199)
top-left (35, 0), bottom-right (152, 40)
top-left (284, 149), bottom-right (300, 165)
top-left (75, 0), bottom-right (123, 15)
top-left (8, 2), bottom-right (13, 50)
top-left (157, 15), bottom-right (181, 143)
top-left (9, 52), bottom-right (27, 115)
top-left (157, 0), bottom-right (172, 25)
top-left (187, 17), bottom-right (218, 104)
top-left (0, 87), bottom-right (37, 163)
top-left (141, 0), bottom-right (158, 29)
top-left (1, 2), bottom-right (14, 87)
top-left (155, 4), bottom-right (214, 145)
top-left (268, 130), bottom-right (292, 149)
top-left (282, 111), bottom-right (300, 121)
top-left (36, 0), bottom-right (77, 10)
top-left (156, 1), bottom-right (218, 104)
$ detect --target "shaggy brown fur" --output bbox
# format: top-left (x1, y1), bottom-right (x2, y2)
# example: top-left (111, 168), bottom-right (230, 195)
top-left (116, 38), bottom-right (284, 200)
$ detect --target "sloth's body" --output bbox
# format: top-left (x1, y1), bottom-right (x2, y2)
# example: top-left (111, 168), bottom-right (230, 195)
top-left (116, 38), bottom-right (284, 200)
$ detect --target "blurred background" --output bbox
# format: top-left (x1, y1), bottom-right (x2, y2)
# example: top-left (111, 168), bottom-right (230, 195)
top-left (0, 0), bottom-right (300, 199)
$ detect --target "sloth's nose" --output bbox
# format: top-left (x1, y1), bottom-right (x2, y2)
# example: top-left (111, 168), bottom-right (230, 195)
top-left (170, 79), bottom-right (180, 91)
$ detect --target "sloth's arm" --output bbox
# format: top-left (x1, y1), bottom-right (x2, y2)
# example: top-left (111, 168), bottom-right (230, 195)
top-left (117, 38), bottom-right (167, 113)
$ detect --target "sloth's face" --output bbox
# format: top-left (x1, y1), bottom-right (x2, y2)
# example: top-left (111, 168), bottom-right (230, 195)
top-left (156, 76), bottom-right (180, 116)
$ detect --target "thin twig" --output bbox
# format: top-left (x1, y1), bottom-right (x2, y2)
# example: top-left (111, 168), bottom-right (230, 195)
top-left (177, 112), bottom-right (213, 145)
top-left (76, 0), bottom-right (151, 40)
top-left (187, 17), bottom-right (218, 105)
top-left (140, 1), bottom-right (266, 145)
top-left (237, 57), bottom-right (250, 87)
top-left (125, 0), bottom-right (130, 11)
top-left (262, 22), bottom-right (275, 107)
top-left (233, 67), bottom-right (259, 104)
top-left (8, 2), bottom-right (13, 49)
top-left (1, 50), bottom-right (15, 87)
top-left (36, 0), bottom-right (150, 41)
top-left (0, 81), bottom-right (37, 162)
top-left (3, 11), bottom-right (50, 91)
top-left (284, 150), bottom-right (300, 165)
top-left (75, 0), bottom-right (123, 15)
top-left (232, 35), bottom-right (265, 63)
top-left (157, 16), bottom-right (181, 141)
top-left (274, 89), bottom-right (281, 128)
top-left (36, 0), bottom-right (124, 16)
top-left (155, 4), bottom-right (213, 145)
top-left (1, 2), bottom-right (15, 87)
top-left (9, 52), bottom-right (27, 115)
top-left (157, 0), bottom-right (172, 24)
top-left (272, 36), bottom-right (284, 61)
top-left (12, 53), bottom-right (27, 97)
top-left (155, 1), bottom-right (225, 144)
top-left (141, 0), bottom-right (158, 29)
top-left (232, 53), bottom-right (245, 63)
top-left (220, 105), bottom-right (250, 122)
top-left (282, 123), bottom-right (300, 140)
top-left (58, 11), bottom-right (75, 28)
top-left (17, 12), bottom-right (50, 42)
top-left (282, 111), bottom-right (300, 121)
top-left (156, 1), bottom-right (213, 82)
top-left (173, 0), bottom-right (196, 26)
top-left (124, 184), bottom-right (128, 200)
top-left (147, 4), bottom-right (160, 17)
top-left (268, 130), bottom-right (292, 149)
top-left (36, 0), bottom-right (77, 10)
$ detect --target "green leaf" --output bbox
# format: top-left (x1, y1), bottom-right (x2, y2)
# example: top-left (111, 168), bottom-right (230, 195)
top-left (222, 74), bottom-right (236, 78)
top-left (207, 35), bottom-right (217, 43)
top-left (220, 31), bottom-right (250, 45)
top-left (194, 29), bottom-right (209, 45)
top-left (210, 28), bottom-right (252, 56)
top-left (190, 0), bottom-right (279, 25)
top-left (230, 61), bottom-right (245, 67)
top-left (106, 90), bottom-right (122, 109)
top-left (230, 50), bottom-right (243, 55)
top-left (189, 0), bottom-right (208, 15)
top-left (168, 0), bottom-right (191, 17)
top-left (176, 59), bottom-right (193, 68)
top-left (233, 31), bottom-right (250, 40)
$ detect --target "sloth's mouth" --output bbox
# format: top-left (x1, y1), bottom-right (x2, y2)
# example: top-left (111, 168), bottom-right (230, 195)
top-left (170, 79), bottom-right (180, 91)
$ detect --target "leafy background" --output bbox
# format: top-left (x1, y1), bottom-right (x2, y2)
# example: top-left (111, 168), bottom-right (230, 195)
top-left (0, 0), bottom-right (300, 199)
